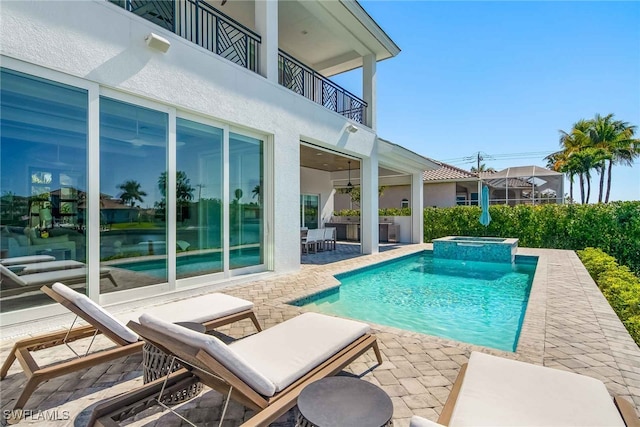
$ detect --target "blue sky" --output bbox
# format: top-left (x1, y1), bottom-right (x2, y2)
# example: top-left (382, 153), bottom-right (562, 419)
top-left (333, 1), bottom-right (640, 202)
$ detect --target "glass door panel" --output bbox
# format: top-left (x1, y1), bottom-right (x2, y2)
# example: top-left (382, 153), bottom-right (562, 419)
top-left (300, 194), bottom-right (319, 229)
top-left (228, 133), bottom-right (263, 269)
top-left (99, 97), bottom-right (168, 292)
top-left (176, 118), bottom-right (223, 279)
top-left (0, 69), bottom-right (88, 312)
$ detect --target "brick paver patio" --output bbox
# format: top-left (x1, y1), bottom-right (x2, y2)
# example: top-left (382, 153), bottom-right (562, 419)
top-left (1, 243), bottom-right (639, 426)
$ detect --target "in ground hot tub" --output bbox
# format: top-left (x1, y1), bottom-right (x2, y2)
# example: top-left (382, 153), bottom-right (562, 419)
top-left (433, 236), bottom-right (518, 263)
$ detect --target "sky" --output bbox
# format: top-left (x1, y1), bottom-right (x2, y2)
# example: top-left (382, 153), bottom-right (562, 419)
top-left (332, 1), bottom-right (640, 202)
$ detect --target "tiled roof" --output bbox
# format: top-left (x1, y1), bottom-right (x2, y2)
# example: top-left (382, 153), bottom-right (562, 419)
top-left (422, 161), bottom-right (477, 181)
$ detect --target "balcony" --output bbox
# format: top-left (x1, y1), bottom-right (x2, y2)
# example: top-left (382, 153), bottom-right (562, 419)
top-left (109, 0), bottom-right (368, 125)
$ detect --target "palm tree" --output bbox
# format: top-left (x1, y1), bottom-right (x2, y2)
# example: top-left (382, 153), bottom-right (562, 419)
top-left (557, 120), bottom-right (593, 204)
top-left (470, 163), bottom-right (496, 173)
top-left (589, 114), bottom-right (639, 203)
top-left (117, 180), bottom-right (147, 207)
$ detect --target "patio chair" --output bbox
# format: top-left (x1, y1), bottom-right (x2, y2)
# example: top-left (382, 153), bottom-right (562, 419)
top-left (301, 228), bottom-right (323, 254)
top-left (88, 312), bottom-right (382, 427)
top-left (323, 227), bottom-right (336, 251)
top-left (0, 282), bottom-right (262, 420)
top-left (0, 263), bottom-right (118, 299)
top-left (410, 351), bottom-right (639, 427)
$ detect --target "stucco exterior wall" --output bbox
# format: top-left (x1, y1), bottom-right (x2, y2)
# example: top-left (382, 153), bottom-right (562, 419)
top-left (424, 182), bottom-right (457, 207)
top-left (379, 186), bottom-right (411, 209)
top-left (0, 0), bottom-right (377, 277)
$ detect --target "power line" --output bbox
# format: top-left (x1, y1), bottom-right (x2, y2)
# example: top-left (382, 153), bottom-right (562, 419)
top-left (441, 150), bottom-right (555, 163)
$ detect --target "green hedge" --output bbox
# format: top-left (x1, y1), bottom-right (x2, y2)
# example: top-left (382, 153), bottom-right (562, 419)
top-left (577, 248), bottom-right (640, 345)
top-left (423, 201), bottom-right (640, 274)
top-left (333, 208), bottom-right (412, 217)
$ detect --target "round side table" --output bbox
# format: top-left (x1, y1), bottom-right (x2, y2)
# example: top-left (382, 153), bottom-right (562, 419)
top-left (296, 376), bottom-right (393, 427)
top-left (142, 321), bottom-right (205, 404)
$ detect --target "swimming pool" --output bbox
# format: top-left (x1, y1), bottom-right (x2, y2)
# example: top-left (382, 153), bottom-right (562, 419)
top-left (290, 251), bottom-right (537, 352)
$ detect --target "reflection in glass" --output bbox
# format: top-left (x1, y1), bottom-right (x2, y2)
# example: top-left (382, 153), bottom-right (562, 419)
top-left (0, 69), bottom-right (88, 312)
top-left (99, 97), bottom-right (168, 291)
top-left (229, 133), bottom-right (263, 269)
top-left (301, 194), bottom-right (319, 229)
top-left (175, 118), bottom-right (223, 279)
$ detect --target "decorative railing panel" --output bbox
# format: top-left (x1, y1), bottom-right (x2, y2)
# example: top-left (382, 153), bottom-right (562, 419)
top-left (109, 0), bottom-right (260, 73)
top-left (278, 51), bottom-right (367, 125)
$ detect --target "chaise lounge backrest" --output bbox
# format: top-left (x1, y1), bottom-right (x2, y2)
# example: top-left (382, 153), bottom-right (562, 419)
top-left (139, 313), bottom-right (276, 396)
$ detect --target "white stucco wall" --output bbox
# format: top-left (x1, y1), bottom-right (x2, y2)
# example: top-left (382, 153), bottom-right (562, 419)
top-left (0, 0), bottom-right (378, 277)
top-left (379, 185), bottom-right (411, 209)
top-left (300, 167), bottom-right (335, 226)
top-left (424, 182), bottom-right (457, 207)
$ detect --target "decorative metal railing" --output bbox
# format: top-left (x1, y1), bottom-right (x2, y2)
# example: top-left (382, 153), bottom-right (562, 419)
top-left (109, 0), bottom-right (260, 73)
top-left (278, 50), bottom-right (367, 125)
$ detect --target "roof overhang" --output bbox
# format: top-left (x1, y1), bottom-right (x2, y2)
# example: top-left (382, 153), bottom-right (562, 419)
top-left (377, 138), bottom-right (439, 173)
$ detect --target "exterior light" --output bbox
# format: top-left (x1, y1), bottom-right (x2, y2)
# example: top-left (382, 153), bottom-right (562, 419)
top-left (346, 124), bottom-right (359, 133)
top-left (145, 33), bottom-right (171, 53)
top-left (347, 160), bottom-right (353, 192)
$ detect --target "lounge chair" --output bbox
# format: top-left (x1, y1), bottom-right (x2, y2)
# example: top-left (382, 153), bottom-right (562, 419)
top-left (0, 255), bottom-right (56, 266)
top-left (0, 283), bottom-right (261, 420)
top-left (88, 312), bottom-right (382, 427)
top-left (6, 259), bottom-right (87, 275)
top-left (410, 351), bottom-right (639, 427)
top-left (0, 263), bottom-right (117, 298)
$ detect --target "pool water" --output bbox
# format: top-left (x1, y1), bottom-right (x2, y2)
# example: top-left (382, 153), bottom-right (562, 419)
top-left (111, 247), bottom-right (261, 278)
top-left (290, 251), bottom-right (536, 352)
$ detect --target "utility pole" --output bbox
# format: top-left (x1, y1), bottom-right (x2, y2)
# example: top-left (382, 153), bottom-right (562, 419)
top-left (477, 152), bottom-right (483, 172)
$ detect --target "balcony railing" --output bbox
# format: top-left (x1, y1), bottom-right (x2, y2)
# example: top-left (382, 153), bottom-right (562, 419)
top-left (279, 51), bottom-right (368, 125)
top-left (109, 1), bottom-right (367, 124)
top-left (110, 0), bottom-right (260, 73)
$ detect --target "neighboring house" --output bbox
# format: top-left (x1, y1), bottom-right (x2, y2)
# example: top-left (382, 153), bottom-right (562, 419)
top-left (0, 0), bottom-right (432, 324)
top-left (338, 161), bottom-right (563, 210)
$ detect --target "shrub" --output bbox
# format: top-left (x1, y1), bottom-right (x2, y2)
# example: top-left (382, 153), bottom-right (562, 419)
top-left (333, 208), bottom-right (411, 217)
top-left (577, 248), bottom-right (640, 345)
top-left (423, 201), bottom-right (640, 274)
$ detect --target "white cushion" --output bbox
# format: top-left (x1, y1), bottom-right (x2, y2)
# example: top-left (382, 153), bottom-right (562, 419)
top-left (410, 416), bottom-right (446, 427)
top-left (139, 313), bottom-right (276, 396)
top-left (13, 260), bottom-right (84, 275)
top-left (449, 351), bottom-right (625, 427)
top-left (230, 312), bottom-right (370, 392)
top-left (0, 255), bottom-right (56, 266)
top-left (52, 282), bottom-right (139, 344)
top-left (115, 293), bottom-right (254, 325)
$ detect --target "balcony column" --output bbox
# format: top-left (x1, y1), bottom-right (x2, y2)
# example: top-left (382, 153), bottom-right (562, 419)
top-left (255, 0), bottom-right (278, 82)
top-left (411, 172), bottom-right (424, 243)
top-left (360, 149), bottom-right (379, 255)
top-left (362, 54), bottom-right (376, 129)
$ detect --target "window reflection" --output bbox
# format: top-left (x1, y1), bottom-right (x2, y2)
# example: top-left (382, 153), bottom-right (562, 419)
top-left (176, 118), bottom-right (223, 279)
top-left (0, 69), bottom-right (88, 312)
top-left (99, 98), bottom-right (168, 291)
top-left (229, 133), bottom-right (263, 269)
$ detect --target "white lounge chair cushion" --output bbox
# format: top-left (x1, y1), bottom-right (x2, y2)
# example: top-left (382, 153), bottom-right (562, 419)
top-left (52, 282), bottom-right (139, 344)
top-left (0, 255), bottom-right (56, 266)
top-left (449, 351), bottom-right (625, 427)
top-left (12, 260), bottom-right (85, 275)
top-left (116, 293), bottom-right (254, 325)
top-left (139, 313), bottom-right (276, 396)
top-left (410, 416), bottom-right (445, 427)
top-left (230, 312), bottom-right (370, 393)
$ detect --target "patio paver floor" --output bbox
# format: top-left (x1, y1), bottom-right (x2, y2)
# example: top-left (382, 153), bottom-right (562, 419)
top-left (1, 243), bottom-right (639, 426)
